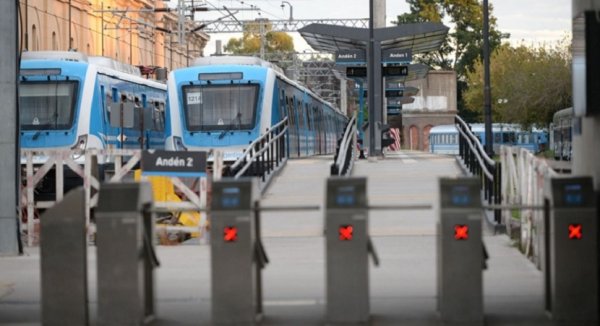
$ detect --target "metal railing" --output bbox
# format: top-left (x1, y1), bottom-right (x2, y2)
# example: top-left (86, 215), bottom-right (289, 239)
top-left (20, 148), bottom-right (211, 246)
top-left (455, 116), bottom-right (502, 224)
top-left (225, 118), bottom-right (288, 190)
top-left (500, 145), bottom-right (557, 266)
top-left (331, 114), bottom-right (357, 176)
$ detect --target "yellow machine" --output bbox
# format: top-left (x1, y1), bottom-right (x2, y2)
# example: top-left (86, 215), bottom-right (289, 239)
top-left (134, 170), bottom-right (202, 238)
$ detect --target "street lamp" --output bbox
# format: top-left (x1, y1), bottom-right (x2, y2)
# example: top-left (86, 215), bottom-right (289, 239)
top-left (281, 1), bottom-right (293, 22)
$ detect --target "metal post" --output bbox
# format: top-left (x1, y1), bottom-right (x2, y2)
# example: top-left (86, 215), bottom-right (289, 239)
top-left (101, 2), bottom-right (104, 56)
top-left (259, 19), bottom-right (266, 60)
top-left (438, 178), bottom-right (483, 323)
top-left (483, 0), bottom-right (493, 156)
top-left (40, 188), bottom-right (88, 325)
top-left (69, 0), bottom-right (72, 49)
top-left (0, 0), bottom-right (19, 255)
top-left (368, 0), bottom-right (383, 158)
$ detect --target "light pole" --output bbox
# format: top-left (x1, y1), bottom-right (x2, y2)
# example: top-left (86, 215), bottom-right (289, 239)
top-left (280, 1), bottom-right (293, 22)
top-left (483, 0), bottom-right (493, 155)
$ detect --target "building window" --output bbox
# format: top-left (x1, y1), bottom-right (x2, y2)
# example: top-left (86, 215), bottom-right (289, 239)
top-left (32, 25), bottom-right (38, 51)
top-left (52, 32), bottom-right (57, 50)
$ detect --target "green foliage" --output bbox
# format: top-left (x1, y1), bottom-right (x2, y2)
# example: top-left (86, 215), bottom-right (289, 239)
top-left (224, 22), bottom-right (294, 54)
top-left (396, 0), bottom-right (505, 78)
top-left (463, 40), bottom-right (572, 128)
top-left (396, 0), bottom-right (506, 120)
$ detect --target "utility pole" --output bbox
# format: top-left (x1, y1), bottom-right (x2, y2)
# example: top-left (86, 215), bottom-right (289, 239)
top-left (483, 0), bottom-right (493, 155)
top-left (368, 0), bottom-right (384, 158)
top-left (0, 1), bottom-right (20, 254)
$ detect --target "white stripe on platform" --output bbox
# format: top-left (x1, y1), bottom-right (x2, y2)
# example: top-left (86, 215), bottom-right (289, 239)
top-left (264, 299), bottom-right (320, 306)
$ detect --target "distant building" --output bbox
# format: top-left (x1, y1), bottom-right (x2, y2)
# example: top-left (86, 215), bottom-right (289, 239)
top-left (388, 70), bottom-right (457, 151)
top-left (19, 0), bottom-right (209, 72)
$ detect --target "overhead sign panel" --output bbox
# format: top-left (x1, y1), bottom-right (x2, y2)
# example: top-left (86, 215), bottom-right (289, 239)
top-left (383, 65), bottom-right (408, 77)
top-left (382, 48), bottom-right (412, 63)
top-left (346, 66), bottom-right (367, 78)
top-left (335, 49), bottom-right (366, 65)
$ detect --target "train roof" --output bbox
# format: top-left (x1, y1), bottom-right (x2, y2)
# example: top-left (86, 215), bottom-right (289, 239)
top-left (183, 56), bottom-right (345, 118)
top-left (22, 51), bottom-right (88, 62)
top-left (429, 124), bottom-right (457, 133)
top-left (429, 123), bottom-right (547, 134)
top-left (21, 51), bottom-right (144, 77)
top-left (192, 56), bottom-right (284, 75)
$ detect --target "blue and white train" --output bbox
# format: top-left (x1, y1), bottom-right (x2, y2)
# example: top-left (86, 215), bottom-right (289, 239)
top-left (165, 56), bottom-right (348, 161)
top-left (19, 51), bottom-right (167, 194)
top-left (429, 123), bottom-right (548, 155)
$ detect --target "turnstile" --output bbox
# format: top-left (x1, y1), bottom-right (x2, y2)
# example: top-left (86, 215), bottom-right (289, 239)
top-left (325, 177), bottom-right (378, 323)
top-left (95, 182), bottom-right (158, 325)
top-left (437, 177), bottom-right (483, 324)
top-left (211, 178), bottom-right (267, 324)
top-left (544, 176), bottom-right (597, 322)
top-left (40, 187), bottom-right (88, 325)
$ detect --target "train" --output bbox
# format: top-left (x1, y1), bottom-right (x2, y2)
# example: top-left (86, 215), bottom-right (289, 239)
top-left (550, 107), bottom-right (572, 161)
top-left (429, 123), bottom-right (549, 155)
top-left (165, 56), bottom-right (348, 161)
top-left (19, 51), bottom-right (167, 195)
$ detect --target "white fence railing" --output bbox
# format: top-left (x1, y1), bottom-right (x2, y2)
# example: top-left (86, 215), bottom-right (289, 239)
top-left (21, 148), bottom-right (221, 247)
top-left (500, 145), bottom-right (557, 267)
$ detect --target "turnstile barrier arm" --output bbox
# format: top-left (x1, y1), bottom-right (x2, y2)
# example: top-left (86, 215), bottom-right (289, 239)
top-left (367, 237), bottom-right (380, 267)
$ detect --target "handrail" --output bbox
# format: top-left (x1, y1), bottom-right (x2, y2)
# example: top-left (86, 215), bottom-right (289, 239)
top-left (331, 113), bottom-right (357, 176)
top-left (455, 115), bottom-right (502, 225)
top-left (455, 116), bottom-right (495, 166)
top-left (225, 118), bottom-right (289, 191)
top-left (455, 126), bottom-right (494, 180)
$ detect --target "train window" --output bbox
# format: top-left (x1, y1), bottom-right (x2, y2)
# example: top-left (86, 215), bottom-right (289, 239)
top-left (182, 84), bottom-right (259, 131)
top-left (279, 89), bottom-right (286, 120)
top-left (306, 103), bottom-right (312, 130)
top-left (503, 132), bottom-right (516, 144)
top-left (19, 81), bottom-right (79, 130)
top-left (152, 101), bottom-right (165, 131)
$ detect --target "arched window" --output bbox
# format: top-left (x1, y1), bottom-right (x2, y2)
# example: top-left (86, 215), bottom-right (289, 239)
top-left (52, 32), bottom-right (57, 50)
top-left (32, 25), bottom-right (38, 51)
top-left (409, 125), bottom-right (419, 150)
top-left (86, 43), bottom-right (90, 55)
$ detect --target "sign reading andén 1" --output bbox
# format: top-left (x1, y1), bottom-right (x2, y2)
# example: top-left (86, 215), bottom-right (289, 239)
top-left (382, 48), bottom-right (412, 64)
top-left (142, 150), bottom-right (207, 177)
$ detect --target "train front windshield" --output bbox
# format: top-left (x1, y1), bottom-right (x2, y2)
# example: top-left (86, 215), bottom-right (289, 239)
top-left (182, 84), bottom-right (258, 131)
top-left (19, 81), bottom-right (78, 130)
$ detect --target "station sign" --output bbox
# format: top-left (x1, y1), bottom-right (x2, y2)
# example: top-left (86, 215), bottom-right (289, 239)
top-left (382, 48), bottom-right (412, 63)
top-left (142, 150), bottom-right (207, 177)
top-left (335, 49), bottom-right (366, 65)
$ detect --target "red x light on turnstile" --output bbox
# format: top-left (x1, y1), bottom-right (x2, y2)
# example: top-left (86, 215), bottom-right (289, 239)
top-left (339, 225), bottom-right (353, 241)
top-left (454, 225), bottom-right (469, 240)
top-left (568, 224), bottom-right (582, 240)
top-left (224, 226), bottom-right (238, 242)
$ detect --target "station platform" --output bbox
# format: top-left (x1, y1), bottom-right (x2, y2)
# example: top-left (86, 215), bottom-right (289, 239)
top-left (0, 151), bottom-right (560, 325)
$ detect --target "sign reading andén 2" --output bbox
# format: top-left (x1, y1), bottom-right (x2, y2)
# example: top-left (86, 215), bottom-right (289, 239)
top-left (142, 150), bottom-right (207, 177)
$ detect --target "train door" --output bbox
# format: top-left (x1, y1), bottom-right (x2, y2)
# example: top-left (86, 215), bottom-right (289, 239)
top-left (293, 96), bottom-right (301, 157)
top-left (286, 96), bottom-right (297, 158)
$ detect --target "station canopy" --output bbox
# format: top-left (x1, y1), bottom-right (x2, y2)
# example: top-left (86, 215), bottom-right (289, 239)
top-left (298, 22), bottom-right (449, 54)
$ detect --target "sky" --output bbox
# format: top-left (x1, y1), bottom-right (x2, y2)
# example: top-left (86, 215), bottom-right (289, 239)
top-left (168, 0), bottom-right (572, 55)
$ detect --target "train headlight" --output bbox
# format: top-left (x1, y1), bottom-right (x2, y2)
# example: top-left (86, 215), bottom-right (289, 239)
top-left (173, 136), bottom-right (187, 151)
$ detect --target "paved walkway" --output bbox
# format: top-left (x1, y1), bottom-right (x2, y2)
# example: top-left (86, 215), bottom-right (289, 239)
top-left (0, 151), bottom-right (559, 325)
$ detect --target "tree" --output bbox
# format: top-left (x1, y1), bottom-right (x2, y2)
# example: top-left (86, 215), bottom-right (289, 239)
top-left (396, 0), bottom-right (506, 120)
top-left (463, 41), bottom-right (572, 128)
top-left (224, 21), bottom-right (294, 55)
top-left (396, 0), bottom-right (504, 77)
